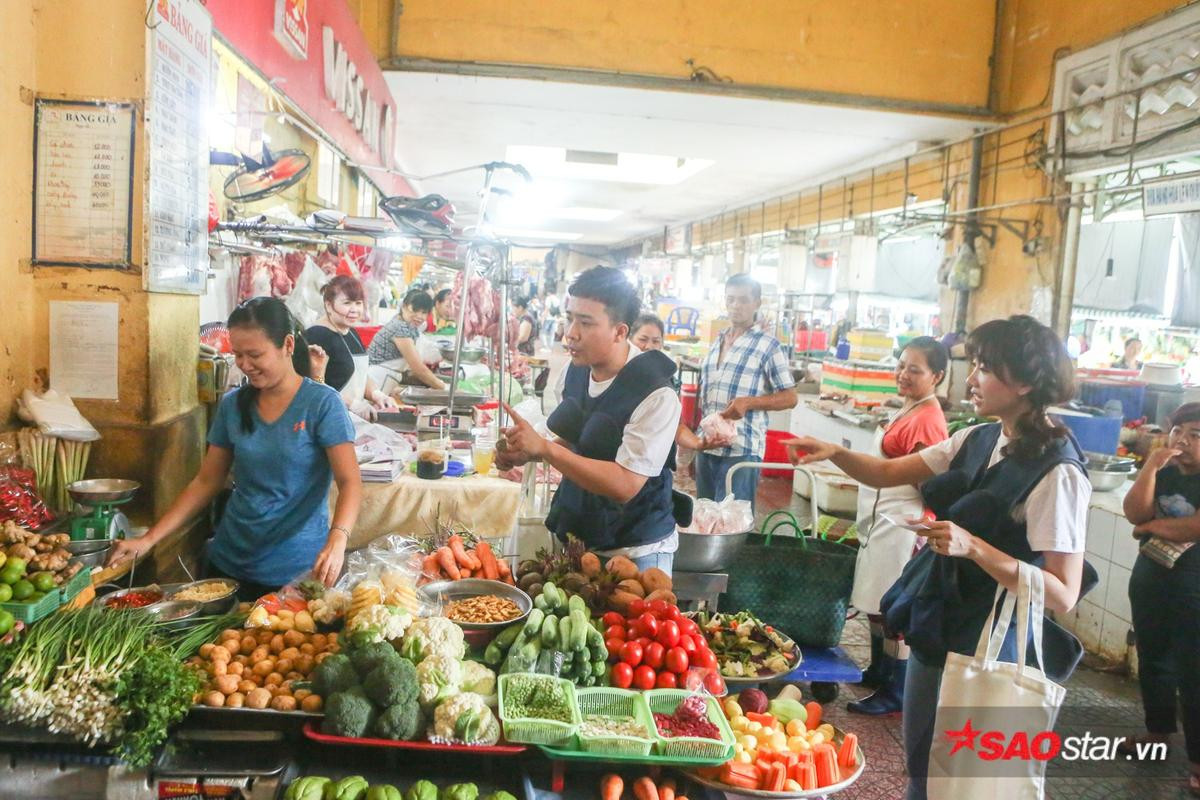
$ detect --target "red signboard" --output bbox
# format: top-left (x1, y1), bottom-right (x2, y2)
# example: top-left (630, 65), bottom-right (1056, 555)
top-left (205, 0), bottom-right (411, 198)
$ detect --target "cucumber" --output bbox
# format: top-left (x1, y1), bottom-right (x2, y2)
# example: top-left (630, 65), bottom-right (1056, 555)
top-left (540, 615), bottom-right (559, 647)
top-left (569, 609), bottom-right (588, 651)
top-left (592, 659), bottom-right (607, 678)
top-left (541, 582), bottom-right (560, 609)
top-left (586, 625), bottom-right (604, 648)
top-left (484, 623), bottom-right (522, 665)
top-left (533, 594), bottom-right (550, 612)
top-left (558, 615), bottom-right (573, 650)
top-left (567, 594), bottom-right (587, 616)
top-left (524, 608), bottom-right (545, 637)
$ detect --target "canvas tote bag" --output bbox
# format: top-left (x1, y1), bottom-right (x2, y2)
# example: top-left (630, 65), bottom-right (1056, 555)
top-left (926, 562), bottom-right (1067, 800)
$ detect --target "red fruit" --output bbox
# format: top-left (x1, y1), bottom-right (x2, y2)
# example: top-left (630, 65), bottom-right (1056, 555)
top-left (690, 633), bottom-right (708, 652)
top-left (648, 599), bottom-right (670, 617)
top-left (679, 618), bottom-right (699, 636)
top-left (656, 620), bottom-right (681, 649)
top-left (678, 635), bottom-right (698, 657)
top-left (625, 625), bottom-right (638, 641)
top-left (666, 646), bottom-right (690, 674)
top-left (610, 662), bottom-right (633, 689)
top-left (604, 624), bottom-right (626, 641)
top-left (633, 665), bottom-right (657, 690)
top-left (605, 638), bottom-right (625, 659)
top-left (655, 671), bottom-right (678, 689)
top-left (637, 613), bottom-right (660, 638)
top-left (636, 636), bottom-right (653, 651)
top-left (692, 647), bottom-right (717, 670)
top-left (602, 612), bottom-right (625, 628)
top-left (628, 599), bottom-right (646, 616)
top-left (643, 642), bottom-right (665, 670)
top-left (703, 671), bottom-right (726, 695)
top-left (667, 605), bottom-right (684, 622)
top-left (619, 641), bottom-right (644, 667)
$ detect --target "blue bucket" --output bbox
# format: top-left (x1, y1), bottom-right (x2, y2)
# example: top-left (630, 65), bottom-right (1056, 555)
top-left (1079, 380), bottom-right (1146, 423)
top-left (1051, 412), bottom-right (1121, 455)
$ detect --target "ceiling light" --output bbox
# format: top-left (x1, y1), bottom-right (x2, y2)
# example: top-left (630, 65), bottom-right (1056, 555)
top-left (491, 227), bottom-right (583, 241)
top-left (506, 145), bottom-right (713, 185)
top-left (551, 207), bottom-right (623, 222)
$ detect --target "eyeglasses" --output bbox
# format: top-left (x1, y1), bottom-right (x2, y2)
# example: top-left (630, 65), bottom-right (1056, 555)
top-left (1169, 426), bottom-right (1200, 445)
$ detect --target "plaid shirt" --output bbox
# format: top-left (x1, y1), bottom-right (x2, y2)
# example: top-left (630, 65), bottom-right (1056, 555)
top-left (700, 327), bottom-right (795, 458)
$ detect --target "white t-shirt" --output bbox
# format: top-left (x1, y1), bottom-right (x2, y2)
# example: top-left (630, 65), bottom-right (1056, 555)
top-left (552, 343), bottom-right (682, 557)
top-left (918, 427), bottom-right (1090, 554)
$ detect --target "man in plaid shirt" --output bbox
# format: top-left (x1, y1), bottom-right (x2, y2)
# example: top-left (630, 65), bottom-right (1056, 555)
top-left (679, 274), bottom-right (797, 505)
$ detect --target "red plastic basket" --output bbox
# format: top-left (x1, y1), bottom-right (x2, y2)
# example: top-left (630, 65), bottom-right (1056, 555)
top-left (302, 721), bottom-right (526, 755)
top-left (355, 324), bottom-right (383, 348)
top-left (763, 429), bottom-right (793, 478)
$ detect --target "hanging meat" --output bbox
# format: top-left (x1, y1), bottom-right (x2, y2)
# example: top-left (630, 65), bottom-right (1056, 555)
top-left (448, 270), bottom-right (499, 342)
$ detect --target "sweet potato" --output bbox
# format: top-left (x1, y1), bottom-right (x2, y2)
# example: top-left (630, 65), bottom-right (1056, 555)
top-left (617, 579), bottom-right (646, 598)
top-left (580, 552), bottom-right (602, 578)
top-left (646, 589), bottom-right (677, 606)
top-left (608, 590), bottom-right (641, 613)
top-left (605, 555), bottom-right (639, 581)
top-left (640, 567), bottom-right (672, 594)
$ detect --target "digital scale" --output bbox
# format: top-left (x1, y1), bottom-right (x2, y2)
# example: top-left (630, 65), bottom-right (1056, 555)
top-left (66, 478), bottom-right (140, 541)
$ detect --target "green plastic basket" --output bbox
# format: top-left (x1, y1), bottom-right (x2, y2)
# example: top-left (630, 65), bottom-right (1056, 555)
top-left (575, 687), bottom-right (657, 757)
top-left (59, 569), bottom-right (91, 604)
top-left (645, 689), bottom-right (736, 761)
top-left (497, 673), bottom-right (580, 746)
top-left (0, 590), bottom-right (62, 624)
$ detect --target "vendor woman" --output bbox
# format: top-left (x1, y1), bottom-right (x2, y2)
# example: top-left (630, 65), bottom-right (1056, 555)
top-left (305, 275), bottom-right (396, 419)
top-left (497, 267), bottom-right (683, 573)
top-left (787, 315), bottom-right (1088, 800)
top-left (108, 297), bottom-right (362, 598)
top-left (366, 289), bottom-right (446, 392)
top-left (846, 336), bottom-right (950, 716)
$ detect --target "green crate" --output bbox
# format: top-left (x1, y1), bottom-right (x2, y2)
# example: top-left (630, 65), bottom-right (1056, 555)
top-left (644, 689), bottom-right (736, 762)
top-left (59, 569), bottom-right (91, 604)
top-left (0, 590), bottom-right (62, 625)
top-left (575, 687), bottom-right (656, 757)
top-left (497, 673), bottom-right (579, 746)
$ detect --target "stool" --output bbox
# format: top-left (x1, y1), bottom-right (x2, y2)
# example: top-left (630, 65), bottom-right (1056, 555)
top-left (666, 306), bottom-right (699, 336)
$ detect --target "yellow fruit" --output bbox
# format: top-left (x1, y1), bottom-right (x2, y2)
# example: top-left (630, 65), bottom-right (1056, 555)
top-left (740, 735), bottom-right (757, 750)
top-left (724, 699), bottom-right (742, 718)
top-left (817, 723), bottom-right (836, 740)
top-left (784, 781), bottom-right (802, 792)
top-left (808, 731), bottom-right (826, 747)
top-left (770, 732), bottom-right (789, 751)
top-left (734, 744), bottom-right (745, 756)
top-left (786, 719), bottom-right (807, 737)
top-left (787, 735), bottom-right (811, 753)
top-left (746, 721), bottom-right (762, 733)
top-left (730, 715), bottom-right (749, 732)
top-left (736, 751), bottom-right (753, 764)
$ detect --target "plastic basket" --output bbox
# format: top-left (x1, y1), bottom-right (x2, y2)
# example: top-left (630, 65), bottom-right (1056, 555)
top-left (574, 687), bottom-right (656, 757)
top-left (59, 569), bottom-right (91, 604)
top-left (497, 673), bottom-right (580, 746)
top-left (0, 590), bottom-right (62, 624)
top-left (644, 689), bottom-right (736, 761)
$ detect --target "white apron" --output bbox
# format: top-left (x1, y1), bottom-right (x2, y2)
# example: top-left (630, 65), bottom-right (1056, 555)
top-left (850, 397), bottom-right (935, 614)
top-left (341, 351), bottom-right (369, 406)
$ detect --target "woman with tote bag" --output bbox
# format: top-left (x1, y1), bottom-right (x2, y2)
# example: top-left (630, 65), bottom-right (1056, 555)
top-left (786, 315), bottom-right (1089, 799)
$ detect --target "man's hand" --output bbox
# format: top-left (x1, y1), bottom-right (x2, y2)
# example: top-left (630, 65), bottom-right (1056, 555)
top-left (1145, 447), bottom-right (1182, 472)
top-left (501, 403), bottom-right (548, 461)
top-left (720, 397), bottom-right (754, 421)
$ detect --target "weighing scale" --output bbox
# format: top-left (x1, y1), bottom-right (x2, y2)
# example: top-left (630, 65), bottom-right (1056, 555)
top-left (66, 479), bottom-right (140, 541)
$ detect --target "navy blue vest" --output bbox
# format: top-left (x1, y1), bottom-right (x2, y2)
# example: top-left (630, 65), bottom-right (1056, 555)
top-left (545, 349), bottom-right (677, 551)
top-left (879, 423), bottom-right (1086, 666)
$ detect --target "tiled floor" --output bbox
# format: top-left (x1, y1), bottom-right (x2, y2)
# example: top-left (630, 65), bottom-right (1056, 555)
top-left (743, 477), bottom-right (1198, 799)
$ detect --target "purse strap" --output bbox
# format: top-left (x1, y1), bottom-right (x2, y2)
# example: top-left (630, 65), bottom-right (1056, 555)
top-left (759, 510), bottom-right (809, 549)
top-left (975, 562), bottom-right (1049, 677)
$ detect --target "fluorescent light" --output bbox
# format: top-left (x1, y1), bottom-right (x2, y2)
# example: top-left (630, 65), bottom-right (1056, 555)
top-left (491, 227), bottom-right (583, 241)
top-left (551, 207), bottom-right (622, 222)
top-left (506, 145), bottom-right (713, 185)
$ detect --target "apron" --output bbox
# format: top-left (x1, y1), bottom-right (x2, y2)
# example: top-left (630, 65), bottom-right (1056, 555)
top-left (850, 396), bottom-right (935, 614)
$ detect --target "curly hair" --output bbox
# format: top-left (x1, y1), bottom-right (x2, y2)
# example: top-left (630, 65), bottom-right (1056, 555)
top-left (966, 315), bottom-right (1075, 461)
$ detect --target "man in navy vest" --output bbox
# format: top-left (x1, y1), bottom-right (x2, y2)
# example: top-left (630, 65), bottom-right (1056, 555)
top-left (498, 267), bottom-right (683, 573)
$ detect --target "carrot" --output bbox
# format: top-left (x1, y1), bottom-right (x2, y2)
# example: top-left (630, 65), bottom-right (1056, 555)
top-left (804, 701), bottom-right (823, 731)
top-left (797, 762), bottom-right (818, 792)
top-left (765, 763), bottom-right (787, 792)
top-left (657, 777), bottom-right (675, 800)
top-left (476, 540), bottom-right (500, 581)
top-left (745, 712), bottom-right (777, 728)
top-left (436, 546), bottom-right (461, 580)
top-left (600, 774), bottom-right (623, 800)
top-left (838, 732), bottom-right (859, 769)
top-left (632, 777), bottom-right (658, 800)
top-left (422, 554), bottom-right (441, 578)
top-left (814, 744), bottom-right (839, 787)
top-left (694, 767), bottom-right (721, 780)
top-left (496, 557), bottom-right (512, 581)
top-left (718, 764), bottom-right (760, 790)
top-left (448, 535), bottom-right (479, 570)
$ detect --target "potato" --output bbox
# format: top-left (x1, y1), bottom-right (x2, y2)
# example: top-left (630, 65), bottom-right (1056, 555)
top-left (250, 646), bottom-right (270, 663)
top-left (294, 655), bottom-right (315, 675)
top-left (646, 589), bottom-right (677, 606)
top-left (269, 634), bottom-right (285, 654)
top-left (199, 643), bottom-right (216, 658)
top-left (255, 629), bottom-right (274, 645)
top-left (326, 632), bottom-right (339, 645)
top-left (203, 691), bottom-right (226, 708)
top-left (252, 660), bottom-right (275, 677)
top-left (208, 661), bottom-right (228, 677)
top-left (209, 645), bottom-right (232, 663)
top-left (225, 692), bottom-right (245, 708)
top-left (274, 659), bottom-right (293, 675)
top-left (286, 671), bottom-right (303, 681)
top-left (246, 688), bottom-right (272, 709)
top-left (608, 589), bottom-right (641, 613)
top-left (310, 634), bottom-right (328, 651)
top-left (266, 672), bottom-right (284, 686)
top-left (299, 643), bottom-right (315, 656)
top-left (237, 679), bottom-right (256, 694)
top-left (240, 636), bottom-right (257, 655)
top-left (301, 694), bottom-right (323, 713)
top-left (580, 552), bottom-right (602, 578)
top-left (275, 617), bottom-right (295, 632)
top-left (639, 567), bottom-right (672, 594)
top-left (283, 630), bottom-right (306, 648)
top-left (219, 629), bottom-right (241, 643)
top-left (605, 555), bottom-right (639, 581)
top-left (293, 689), bottom-right (312, 702)
top-left (617, 579), bottom-right (645, 598)
top-left (278, 647), bottom-right (300, 662)
top-left (214, 674), bottom-right (240, 695)
top-left (314, 652), bottom-right (330, 665)
top-left (265, 683), bottom-right (280, 694)
top-left (270, 695), bottom-right (297, 712)
top-left (228, 662), bottom-right (245, 676)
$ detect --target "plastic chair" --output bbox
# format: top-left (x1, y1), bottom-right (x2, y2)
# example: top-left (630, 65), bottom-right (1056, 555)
top-left (665, 306), bottom-right (699, 336)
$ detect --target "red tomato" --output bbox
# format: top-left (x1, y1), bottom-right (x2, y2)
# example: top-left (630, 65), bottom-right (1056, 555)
top-left (643, 642), bottom-right (665, 670)
top-left (648, 599), bottom-right (670, 617)
top-left (637, 613), bottom-right (660, 638)
top-left (619, 641), bottom-right (644, 667)
top-left (636, 637), bottom-right (653, 651)
top-left (602, 612), bottom-right (625, 628)
top-left (625, 625), bottom-right (638, 640)
top-left (679, 618), bottom-right (699, 636)
top-left (605, 638), bottom-right (625, 659)
top-left (678, 635), bottom-right (698, 657)
top-left (655, 620), bottom-right (681, 649)
top-left (610, 662), bottom-right (633, 689)
top-left (633, 665), bottom-right (657, 690)
top-left (667, 605), bottom-right (684, 622)
top-left (692, 647), bottom-right (717, 670)
top-left (628, 599), bottom-right (646, 616)
top-left (655, 671), bottom-right (678, 689)
top-left (665, 646), bottom-right (690, 675)
top-left (690, 633), bottom-right (709, 652)
top-left (704, 671), bottom-right (726, 695)
top-left (604, 624), bottom-right (626, 641)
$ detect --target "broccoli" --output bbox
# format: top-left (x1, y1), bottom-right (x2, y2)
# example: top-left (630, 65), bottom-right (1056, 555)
top-left (321, 687), bottom-right (377, 738)
top-left (350, 640), bottom-right (401, 677)
top-left (312, 653), bottom-right (360, 697)
top-left (373, 697), bottom-right (422, 741)
top-left (363, 657), bottom-right (418, 707)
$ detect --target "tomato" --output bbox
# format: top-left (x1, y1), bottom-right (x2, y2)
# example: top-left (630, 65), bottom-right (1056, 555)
top-left (604, 624), bottom-right (626, 641)
top-left (619, 641), bottom-right (644, 667)
top-left (610, 662), bottom-right (633, 689)
top-left (648, 599), bottom-right (670, 617)
top-left (633, 665), bottom-right (657, 691)
top-left (625, 625), bottom-right (638, 641)
top-left (655, 671), bottom-right (678, 689)
top-left (690, 633), bottom-right (709, 652)
top-left (667, 605), bottom-right (684, 622)
top-left (628, 599), bottom-right (646, 617)
top-left (692, 647), bottom-right (717, 670)
top-left (678, 618), bottom-right (699, 636)
top-left (678, 635), bottom-right (698, 656)
top-left (704, 671), bottom-right (726, 695)
top-left (643, 641), bottom-right (665, 670)
top-left (665, 646), bottom-right (690, 675)
top-left (636, 636), bottom-right (653, 651)
top-left (655, 620), bottom-right (680, 649)
top-left (602, 611), bottom-right (625, 628)
top-left (605, 638), bottom-right (625, 659)
top-left (637, 613), bottom-right (660, 638)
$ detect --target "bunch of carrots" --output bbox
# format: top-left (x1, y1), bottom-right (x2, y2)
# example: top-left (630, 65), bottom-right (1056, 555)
top-left (600, 774), bottom-right (685, 800)
top-left (697, 731), bottom-right (859, 792)
top-left (420, 534), bottom-right (514, 585)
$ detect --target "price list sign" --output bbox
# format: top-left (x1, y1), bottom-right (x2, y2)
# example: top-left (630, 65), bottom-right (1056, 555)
top-left (146, 0), bottom-right (211, 294)
top-left (32, 99), bottom-right (135, 267)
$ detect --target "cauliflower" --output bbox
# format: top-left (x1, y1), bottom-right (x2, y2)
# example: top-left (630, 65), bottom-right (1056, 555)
top-left (309, 590), bottom-right (351, 625)
top-left (417, 655), bottom-right (462, 709)
top-left (400, 617), bottom-right (465, 663)
top-left (346, 604), bottom-right (413, 643)
top-left (430, 692), bottom-right (500, 746)
top-left (460, 661), bottom-right (496, 703)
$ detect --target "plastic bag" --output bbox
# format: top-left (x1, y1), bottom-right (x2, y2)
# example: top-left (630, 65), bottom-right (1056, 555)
top-left (335, 535), bottom-right (428, 616)
top-left (679, 496), bottom-right (753, 534)
top-left (416, 335), bottom-right (443, 368)
top-left (244, 583), bottom-right (317, 631)
top-left (0, 467), bottom-right (55, 529)
top-left (16, 389), bottom-right (100, 442)
top-left (698, 412), bottom-right (735, 448)
top-left (352, 415), bottom-right (413, 465)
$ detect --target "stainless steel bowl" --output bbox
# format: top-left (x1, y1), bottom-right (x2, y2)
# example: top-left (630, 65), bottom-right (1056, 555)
top-left (67, 478), bottom-right (141, 505)
top-left (439, 346), bottom-right (486, 364)
top-left (673, 530), bottom-right (751, 572)
top-left (1088, 467), bottom-right (1128, 492)
top-left (417, 578), bottom-right (531, 630)
top-left (167, 579), bottom-right (240, 615)
top-left (66, 539), bottom-right (111, 569)
top-left (144, 600), bottom-right (202, 629)
top-left (94, 584), bottom-right (166, 611)
top-left (1085, 452), bottom-right (1136, 473)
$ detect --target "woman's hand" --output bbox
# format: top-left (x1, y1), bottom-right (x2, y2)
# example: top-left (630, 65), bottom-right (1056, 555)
top-left (923, 520), bottom-right (978, 558)
top-left (782, 436), bottom-right (842, 464)
top-left (308, 345), bottom-right (329, 381)
top-left (106, 535), bottom-right (154, 567)
top-left (1145, 447), bottom-right (1181, 472)
top-left (369, 389), bottom-right (397, 410)
top-left (313, 529), bottom-right (348, 587)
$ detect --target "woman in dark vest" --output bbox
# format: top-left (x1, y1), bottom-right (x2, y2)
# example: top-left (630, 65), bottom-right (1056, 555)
top-left (786, 315), bottom-right (1089, 799)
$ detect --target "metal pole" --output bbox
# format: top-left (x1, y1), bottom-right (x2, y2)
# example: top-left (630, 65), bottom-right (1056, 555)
top-left (448, 166), bottom-right (498, 414)
top-left (1053, 181), bottom-right (1087, 338)
top-left (496, 246), bottom-right (509, 430)
top-left (954, 133), bottom-right (985, 333)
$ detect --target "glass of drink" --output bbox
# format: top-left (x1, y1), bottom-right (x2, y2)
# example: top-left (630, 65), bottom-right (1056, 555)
top-left (472, 429), bottom-right (496, 475)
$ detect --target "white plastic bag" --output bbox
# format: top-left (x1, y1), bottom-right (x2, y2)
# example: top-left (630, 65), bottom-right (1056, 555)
top-left (285, 256), bottom-right (326, 329)
top-left (16, 389), bottom-right (100, 442)
top-left (416, 335), bottom-right (443, 368)
top-left (352, 415), bottom-right (413, 464)
top-left (679, 495), bottom-right (752, 534)
top-left (699, 412), bottom-right (736, 447)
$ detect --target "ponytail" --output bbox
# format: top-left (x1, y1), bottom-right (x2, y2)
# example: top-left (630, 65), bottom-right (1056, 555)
top-left (228, 297), bottom-right (311, 434)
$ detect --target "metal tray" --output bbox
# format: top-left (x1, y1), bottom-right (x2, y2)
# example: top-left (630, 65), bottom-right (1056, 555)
top-left (400, 387), bottom-right (489, 408)
top-left (686, 733), bottom-right (866, 798)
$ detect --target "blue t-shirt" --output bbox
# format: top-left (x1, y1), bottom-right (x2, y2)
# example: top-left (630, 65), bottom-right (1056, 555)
top-left (207, 379), bottom-right (355, 586)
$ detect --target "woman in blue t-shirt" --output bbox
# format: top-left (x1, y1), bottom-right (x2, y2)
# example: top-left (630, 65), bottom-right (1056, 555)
top-left (1123, 402), bottom-right (1200, 795)
top-left (109, 298), bottom-right (362, 598)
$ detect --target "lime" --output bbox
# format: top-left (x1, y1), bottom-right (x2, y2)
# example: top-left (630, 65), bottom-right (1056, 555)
top-left (0, 610), bottom-right (13, 636)
top-left (0, 584), bottom-right (12, 602)
top-left (12, 580), bottom-right (34, 601)
top-left (6, 558), bottom-right (26, 573)
top-left (31, 572), bottom-right (56, 593)
top-left (0, 567), bottom-right (22, 586)
top-left (28, 592), bottom-right (43, 602)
